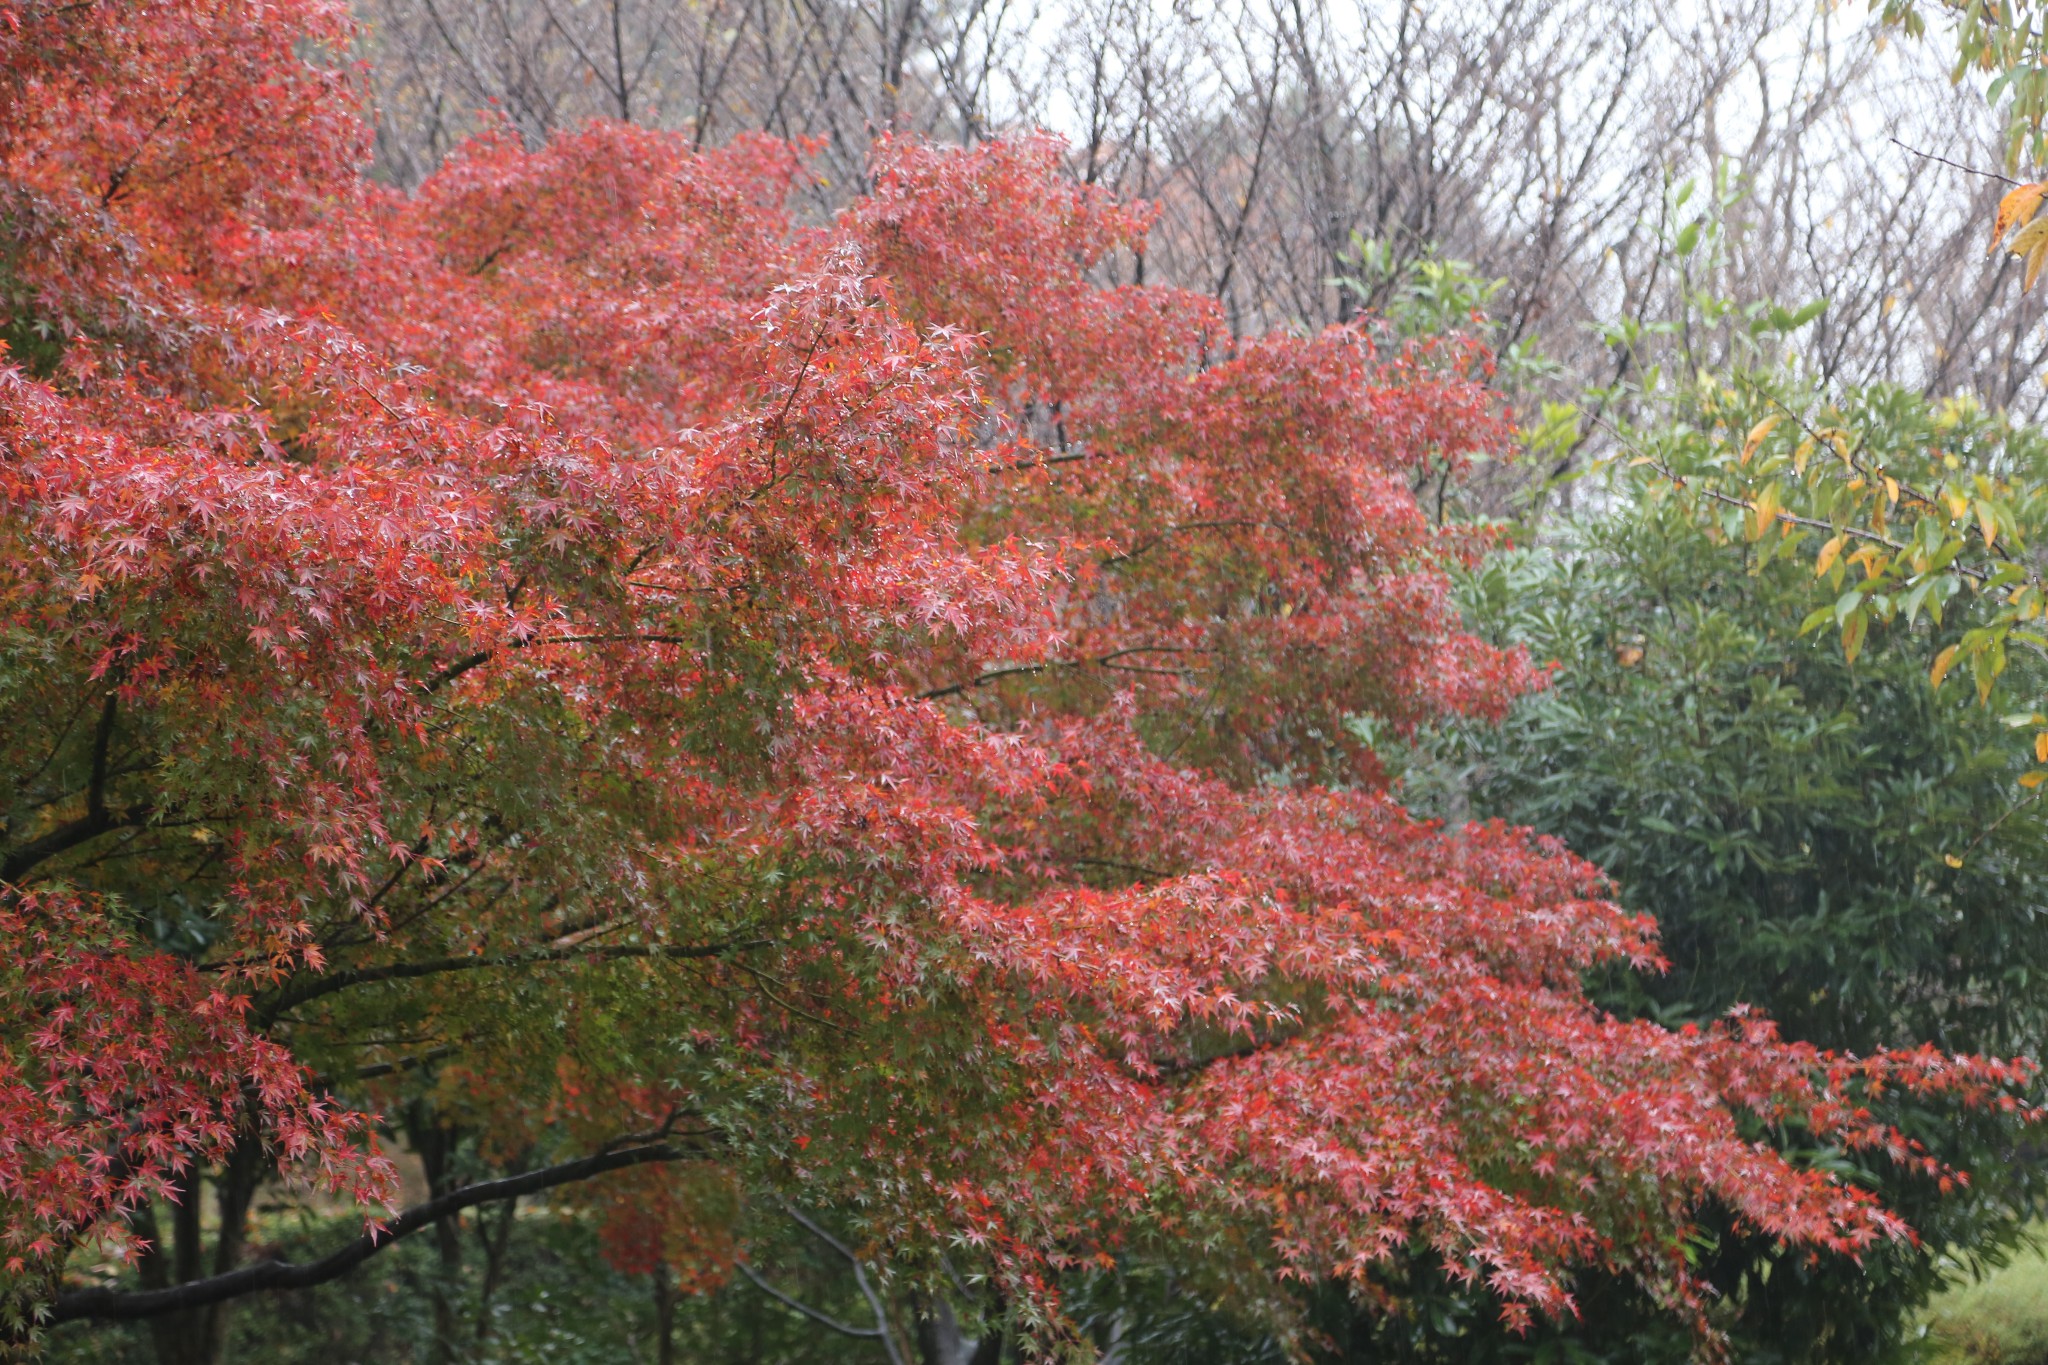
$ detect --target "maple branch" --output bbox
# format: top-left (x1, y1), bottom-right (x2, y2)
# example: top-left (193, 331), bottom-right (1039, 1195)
top-left (421, 651), bottom-right (492, 693)
top-left (87, 691), bottom-right (116, 825)
top-left (993, 445), bottom-right (1108, 473)
top-left (785, 1206), bottom-right (910, 1365)
top-left (417, 631), bottom-right (710, 695)
top-left (917, 647), bottom-right (1209, 700)
top-left (258, 937), bottom-right (772, 1022)
top-left (1141, 1014), bottom-right (1309, 1080)
top-left (734, 1261), bottom-right (887, 1339)
top-left (0, 800), bottom-right (155, 883)
top-left (726, 960), bottom-right (851, 1034)
top-left (343, 1046), bottom-right (460, 1084)
top-left (50, 1141), bottom-right (706, 1323)
top-left (1101, 519), bottom-right (1298, 568)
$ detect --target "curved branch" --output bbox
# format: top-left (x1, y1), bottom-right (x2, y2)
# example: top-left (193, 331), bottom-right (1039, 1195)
top-left (734, 1260), bottom-right (883, 1339)
top-left (52, 1141), bottom-right (704, 1323)
top-left (784, 1206), bottom-right (909, 1365)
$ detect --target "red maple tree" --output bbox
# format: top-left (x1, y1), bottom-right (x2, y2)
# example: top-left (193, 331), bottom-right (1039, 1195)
top-left (0, 0), bottom-right (2034, 1358)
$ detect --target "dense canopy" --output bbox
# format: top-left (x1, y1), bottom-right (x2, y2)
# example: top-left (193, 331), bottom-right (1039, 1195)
top-left (0, 0), bottom-right (2036, 1358)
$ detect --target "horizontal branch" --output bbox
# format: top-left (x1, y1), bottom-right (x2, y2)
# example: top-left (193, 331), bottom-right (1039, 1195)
top-left (52, 1141), bottom-right (701, 1323)
top-left (258, 937), bottom-right (772, 1022)
top-left (1656, 461), bottom-right (1992, 583)
top-left (917, 646), bottom-right (1209, 701)
top-left (0, 800), bottom-right (155, 883)
top-left (991, 445), bottom-right (1107, 473)
top-left (1101, 519), bottom-right (1296, 568)
top-left (1598, 410), bottom-right (2005, 590)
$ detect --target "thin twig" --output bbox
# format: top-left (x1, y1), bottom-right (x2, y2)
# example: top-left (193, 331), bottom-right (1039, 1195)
top-left (1888, 136), bottom-right (2020, 186)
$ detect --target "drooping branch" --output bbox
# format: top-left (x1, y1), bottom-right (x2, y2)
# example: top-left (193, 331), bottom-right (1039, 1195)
top-left (51, 1141), bottom-right (706, 1323)
top-left (734, 1260), bottom-right (886, 1339)
top-left (785, 1205), bottom-right (910, 1365)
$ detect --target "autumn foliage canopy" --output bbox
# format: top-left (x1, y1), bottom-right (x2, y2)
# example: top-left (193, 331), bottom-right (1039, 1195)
top-left (0, 0), bottom-right (2037, 1352)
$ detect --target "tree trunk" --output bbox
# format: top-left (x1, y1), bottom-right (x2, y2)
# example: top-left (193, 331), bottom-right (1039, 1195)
top-left (142, 1121), bottom-right (263, 1365)
top-left (652, 1264), bottom-right (677, 1365)
top-left (406, 1106), bottom-right (466, 1365)
top-left (912, 1291), bottom-right (965, 1365)
top-left (471, 1191), bottom-right (517, 1344)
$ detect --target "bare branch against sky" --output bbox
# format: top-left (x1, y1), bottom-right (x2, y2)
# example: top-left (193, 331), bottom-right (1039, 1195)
top-left (357, 0), bottom-right (2048, 425)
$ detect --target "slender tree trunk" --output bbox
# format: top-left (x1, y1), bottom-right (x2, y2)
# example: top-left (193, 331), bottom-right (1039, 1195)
top-left (145, 1168), bottom-right (212, 1365)
top-left (966, 1326), bottom-right (1004, 1365)
top-left (912, 1291), bottom-right (965, 1365)
top-left (471, 1191), bottom-right (517, 1345)
top-left (142, 1157), bottom-right (260, 1365)
top-left (965, 1287), bottom-right (1005, 1365)
top-left (407, 1107), bottom-right (466, 1365)
top-left (652, 1263), bottom-right (677, 1365)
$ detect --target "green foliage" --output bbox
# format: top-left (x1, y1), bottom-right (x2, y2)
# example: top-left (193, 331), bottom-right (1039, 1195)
top-left (1374, 443), bottom-right (2048, 1360)
top-left (1413, 508), bottom-right (2048, 1054)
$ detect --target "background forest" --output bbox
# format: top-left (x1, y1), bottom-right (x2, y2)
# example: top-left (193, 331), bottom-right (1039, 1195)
top-left (20, 0), bottom-right (2048, 1362)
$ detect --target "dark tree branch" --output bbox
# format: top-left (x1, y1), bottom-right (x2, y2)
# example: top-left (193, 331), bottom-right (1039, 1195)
top-left (52, 1142), bottom-right (705, 1323)
top-left (259, 937), bottom-right (773, 1022)
top-left (335, 1045), bottom-right (461, 1085)
top-left (87, 692), bottom-right (116, 824)
top-left (421, 651), bottom-right (492, 693)
top-left (0, 800), bottom-right (154, 883)
top-left (917, 647), bottom-right (1208, 701)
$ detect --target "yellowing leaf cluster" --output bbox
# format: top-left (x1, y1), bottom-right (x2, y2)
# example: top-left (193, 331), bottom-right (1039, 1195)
top-left (1992, 181), bottom-right (2048, 289)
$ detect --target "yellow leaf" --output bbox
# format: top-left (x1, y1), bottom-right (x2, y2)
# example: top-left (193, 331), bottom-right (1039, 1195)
top-left (1750, 484), bottom-right (1780, 540)
top-left (1946, 853), bottom-right (1966, 867)
top-left (2025, 770), bottom-right (2048, 789)
top-left (1978, 499), bottom-right (1999, 548)
top-left (1815, 533), bottom-right (1846, 577)
top-left (2034, 731), bottom-right (2048, 763)
top-left (1819, 428), bottom-right (1854, 467)
top-left (1740, 415), bottom-right (1781, 465)
top-left (1884, 475), bottom-right (1900, 505)
top-left (1932, 644), bottom-right (1961, 688)
top-left (2013, 216), bottom-right (2048, 290)
top-left (1993, 181), bottom-right (2048, 252)
top-left (1794, 436), bottom-right (1815, 474)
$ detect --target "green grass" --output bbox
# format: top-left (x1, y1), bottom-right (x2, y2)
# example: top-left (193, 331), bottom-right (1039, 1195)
top-left (1920, 1233), bottom-right (2048, 1365)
